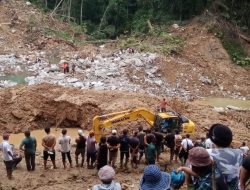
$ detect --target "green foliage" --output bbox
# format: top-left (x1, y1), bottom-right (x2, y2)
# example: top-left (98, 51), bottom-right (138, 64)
top-left (29, 0), bottom-right (210, 38)
top-left (208, 21), bottom-right (250, 66)
top-left (222, 41), bottom-right (250, 66)
top-left (118, 29), bottom-right (184, 55)
top-left (45, 28), bottom-right (73, 41)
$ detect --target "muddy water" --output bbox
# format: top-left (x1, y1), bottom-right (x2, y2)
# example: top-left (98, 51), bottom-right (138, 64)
top-left (197, 98), bottom-right (250, 109)
top-left (0, 128), bottom-right (89, 151)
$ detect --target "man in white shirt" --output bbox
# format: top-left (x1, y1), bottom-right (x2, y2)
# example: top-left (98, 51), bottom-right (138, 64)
top-left (59, 129), bottom-right (72, 169)
top-left (179, 134), bottom-right (193, 165)
top-left (1, 133), bottom-right (14, 179)
top-left (240, 142), bottom-right (249, 155)
top-left (205, 133), bottom-right (214, 149)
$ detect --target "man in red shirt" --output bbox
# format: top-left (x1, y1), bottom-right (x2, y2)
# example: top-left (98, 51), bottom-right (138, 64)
top-left (160, 98), bottom-right (167, 112)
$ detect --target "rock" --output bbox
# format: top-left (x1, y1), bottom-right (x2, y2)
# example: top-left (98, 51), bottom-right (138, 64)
top-left (26, 1), bottom-right (32, 6)
top-left (67, 78), bottom-right (79, 83)
top-left (219, 85), bottom-right (224, 91)
top-left (123, 184), bottom-right (130, 190)
top-left (99, 44), bottom-right (105, 48)
top-left (11, 29), bottom-right (16, 34)
top-left (172, 23), bottom-right (179, 29)
top-left (48, 64), bottom-right (60, 73)
top-left (134, 59), bottom-right (144, 67)
top-left (199, 76), bottom-right (212, 85)
top-left (11, 110), bottom-right (25, 119)
top-left (73, 82), bottom-right (84, 88)
top-left (227, 105), bottom-right (249, 111)
top-left (212, 107), bottom-right (225, 113)
top-left (59, 59), bottom-right (67, 64)
top-left (154, 80), bottom-right (163, 86)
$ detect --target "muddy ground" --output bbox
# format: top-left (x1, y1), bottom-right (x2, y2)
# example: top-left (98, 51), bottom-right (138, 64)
top-left (0, 83), bottom-right (249, 190)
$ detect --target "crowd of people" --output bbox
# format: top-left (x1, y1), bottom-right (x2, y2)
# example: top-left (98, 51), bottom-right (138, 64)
top-left (0, 123), bottom-right (250, 190)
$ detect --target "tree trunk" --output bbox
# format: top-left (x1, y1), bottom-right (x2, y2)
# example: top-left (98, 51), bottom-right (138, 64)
top-left (80, 0), bottom-right (84, 25)
top-left (68, 0), bottom-right (72, 22)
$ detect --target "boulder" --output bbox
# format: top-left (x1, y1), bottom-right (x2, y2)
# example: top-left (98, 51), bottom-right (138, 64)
top-left (11, 110), bottom-right (26, 119)
top-left (199, 76), bottom-right (212, 85)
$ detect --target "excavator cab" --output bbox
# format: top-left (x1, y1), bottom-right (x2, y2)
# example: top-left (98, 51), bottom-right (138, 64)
top-left (154, 114), bottom-right (181, 133)
top-left (153, 112), bottom-right (195, 134)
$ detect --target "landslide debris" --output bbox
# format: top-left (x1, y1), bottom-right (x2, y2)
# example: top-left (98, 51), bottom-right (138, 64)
top-left (0, 83), bottom-right (249, 145)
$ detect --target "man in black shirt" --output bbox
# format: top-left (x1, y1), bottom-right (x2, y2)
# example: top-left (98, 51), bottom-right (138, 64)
top-left (107, 129), bottom-right (120, 168)
top-left (153, 129), bottom-right (164, 162)
top-left (164, 129), bottom-right (175, 163)
top-left (119, 129), bottom-right (130, 169)
top-left (129, 131), bottom-right (139, 169)
top-left (137, 126), bottom-right (146, 163)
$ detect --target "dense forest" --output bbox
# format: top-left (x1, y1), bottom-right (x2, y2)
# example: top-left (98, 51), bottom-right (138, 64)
top-left (32, 0), bottom-right (250, 39)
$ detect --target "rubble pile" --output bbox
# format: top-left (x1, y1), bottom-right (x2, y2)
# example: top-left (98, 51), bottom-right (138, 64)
top-left (0, 51), bottom-right (192, 99)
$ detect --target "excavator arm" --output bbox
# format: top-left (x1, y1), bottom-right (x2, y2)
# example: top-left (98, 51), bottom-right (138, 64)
top-left (93, 107), bottom-right (156, 142)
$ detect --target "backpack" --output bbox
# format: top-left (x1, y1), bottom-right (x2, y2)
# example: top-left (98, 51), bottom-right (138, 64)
top-left (212, 162), bottom-right (229, 190)
top-left (171, 169), bottom-right (185, 189)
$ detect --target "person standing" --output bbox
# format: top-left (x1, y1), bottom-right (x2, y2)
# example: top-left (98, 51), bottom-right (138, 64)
top-left (145, 134), bottom-right (156, 165)
top-left (87, 131), bottom-right (97, 169)
top-left (107, 130), bottom-right (120, 168)
top-left (240, 155), bottom-right (250, 190)
top-left (174, 130), bottom-right (182, 162)
top-left (96, 136), bottom-right (108, 170)
top-left (240, 142), bottom-right (249, 156)
top-left (75, 129), bottom-right (86, 167)
top-left (179, 134), bottom-right (193, 165)
top-left (205, 132), bottom-right (214, 149)
top-left (63, 62), bottom-right (67, 74)
top-left (19, 130), bottom-right (37, 171)
top-left (207, 123), bottom-right (243, 190)
top-left (42, 127), bottom-right (57, 169)
top-left (129, 131), bottom-right (140, 169)
top-left (1, 133), bottom-right (14, 179)
top-left (153, 129), bottom-right (164, 162)
top-left (159, 98), bottom-right (168, 112)
top-left (164, 129), bottom-right (175, 163)
top-left (137, 126), bottom-right (146, 163)
top-left (72, 63), bottom-right (76, 75)
top-left (58, 129), bottom-right (72, 169)
top-left (119, 129), bottom-right (130, 169)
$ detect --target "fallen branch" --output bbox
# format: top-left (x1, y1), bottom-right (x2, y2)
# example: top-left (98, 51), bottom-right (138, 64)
top-left (239, 34), bottom-right (250, 44)
top-left (147, 20), bottom-right (153, 31)
top-left (85, 39), bottom-right (117, 44)
top-left (50, 0), bottom-right (64, 20)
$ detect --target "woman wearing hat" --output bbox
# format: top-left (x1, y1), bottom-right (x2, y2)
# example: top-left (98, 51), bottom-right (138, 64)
top-left (139, 165), bottom-right (171, 190)
top-left (178, 147), bottom-right (228, 190)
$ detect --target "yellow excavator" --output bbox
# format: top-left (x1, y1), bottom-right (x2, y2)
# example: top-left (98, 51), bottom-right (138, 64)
top-left (93, 107), bottom-right (195, 142)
